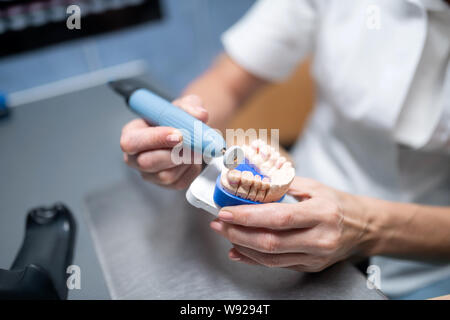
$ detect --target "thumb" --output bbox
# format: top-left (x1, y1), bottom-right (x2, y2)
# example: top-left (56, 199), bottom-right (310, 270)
top-left (288, 176), bottom-right (316, 201)
top-left (173, 94), bottom-right (209, 123)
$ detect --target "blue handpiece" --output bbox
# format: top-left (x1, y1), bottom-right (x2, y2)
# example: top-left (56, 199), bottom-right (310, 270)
top-left (110, 81), bottom-right (226, 157)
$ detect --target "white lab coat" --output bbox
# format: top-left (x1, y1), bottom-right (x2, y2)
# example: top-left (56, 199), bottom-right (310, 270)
top-left (222, 0), bottom-right (450, 297)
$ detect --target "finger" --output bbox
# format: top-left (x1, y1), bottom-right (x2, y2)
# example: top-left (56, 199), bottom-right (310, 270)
top-left (173, 95), bottom-right (209, 123)
top-left (288, 176), bottom-right (321, 199)
top-left (128, 150), bottom-right (179, 173)
top-left (286, 265), bottom-right (324, 273)
top-left (122, 118), bottom-right (151, 133)
top-left (123, 153), bottom-right (138, 169)
top-left (120, 126), bottom-right (183, 155)
top-left (210, 220), bottom-right (312, 254)
top-left (171, 164), bottom-right (203, 190)
top-left (228, 248), bottom-right (259, 265)
top-left (217, 202), bottom-right (320, 230)
top-left (233, 245), bottom-right (312, 268)
top-left (141, 165), bottom-right (191, 186)
top-left (287, 262), bottom-right (333, 273)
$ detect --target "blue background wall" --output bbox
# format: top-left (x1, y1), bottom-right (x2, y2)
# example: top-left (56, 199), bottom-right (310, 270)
top-left (0, 0), bottom-right (255, 95)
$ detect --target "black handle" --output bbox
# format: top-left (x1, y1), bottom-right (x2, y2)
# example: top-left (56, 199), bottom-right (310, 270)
top-left (0, 203), bottom-right (77, 300)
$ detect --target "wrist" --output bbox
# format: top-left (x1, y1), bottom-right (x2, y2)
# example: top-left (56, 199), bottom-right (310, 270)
top-left (343, 192), bottom-right (387, 257)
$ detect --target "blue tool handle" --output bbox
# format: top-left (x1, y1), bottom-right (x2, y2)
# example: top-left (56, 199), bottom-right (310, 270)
top-left (129, 89), bottom-right (226, 157)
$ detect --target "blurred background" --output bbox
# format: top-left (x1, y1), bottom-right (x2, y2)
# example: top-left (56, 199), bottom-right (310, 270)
top-left (0, 0), bottom-right (252, 95)
top-left (0, 0), bottom-right (314, 145)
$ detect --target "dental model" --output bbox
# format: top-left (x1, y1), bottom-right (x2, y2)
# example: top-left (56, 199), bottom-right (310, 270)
top-left (220, 140), bottom-right (295, 203)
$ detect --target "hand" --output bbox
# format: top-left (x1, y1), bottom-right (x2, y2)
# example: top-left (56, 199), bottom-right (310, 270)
top-left (210, 177), bottom-right (376, 272)
top-left (120, 95), bottom-right (208, 190)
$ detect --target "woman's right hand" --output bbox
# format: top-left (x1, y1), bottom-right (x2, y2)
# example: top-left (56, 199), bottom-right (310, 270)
top-left (120, 95), bottom-right (209, 190)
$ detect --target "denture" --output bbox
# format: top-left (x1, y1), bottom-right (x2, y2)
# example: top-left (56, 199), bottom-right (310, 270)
top-left (220, 140), bottom-right (295, 203)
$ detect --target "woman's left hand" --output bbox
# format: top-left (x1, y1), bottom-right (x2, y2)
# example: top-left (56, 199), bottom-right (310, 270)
top-left (210, 176), bottom-right (377, 272)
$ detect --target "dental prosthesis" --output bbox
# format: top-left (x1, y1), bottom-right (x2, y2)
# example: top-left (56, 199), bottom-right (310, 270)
top-left (213, 139), bottom-right (295, 207)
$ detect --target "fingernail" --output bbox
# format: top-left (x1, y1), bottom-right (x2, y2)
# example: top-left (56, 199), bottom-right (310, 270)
top-left (218, 211), bottom-right (233, 222)
top-left (182, 95), bottom-right (207, 112)
top-left (194, 105), bottom-right (207, 113)
top-left (187, 104), bottom-right (207, 116)
top-left (229, 250), bottom-right (241, 261)
top-left (167, 133), bottom-right (182, 143)
top-left (210, 221), bottom-right (223, 232)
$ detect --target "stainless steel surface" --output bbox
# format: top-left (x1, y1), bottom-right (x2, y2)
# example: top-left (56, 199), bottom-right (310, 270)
top-left (0, 82), bottom-right (384, 300)
top-left (0, 83), bottom-right (137, 299)
top-left (85, 173), bottom-right (385, 300)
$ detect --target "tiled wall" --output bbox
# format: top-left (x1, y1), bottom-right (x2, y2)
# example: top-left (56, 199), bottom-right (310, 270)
top-left (0, 0), bottom-right (254, 95)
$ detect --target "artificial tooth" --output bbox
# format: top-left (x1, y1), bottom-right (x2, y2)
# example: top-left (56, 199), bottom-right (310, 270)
top-left (236, 171), bottom-right (254, 199)
top-left (246, 175), bottom-right (262, 201)
top-left (228, 169), bottom-right (242, 187)
top-left (250, 153), bottom-right (265, 167)
top-left (254, 193), bottom-right (264, 202)
top-left (275, 156), bottom-right (286, 169)
top-left (271, 167), bottom-right (295, 185)
top-left (254, 177), bottom-right (270, 202)
top-left (269, 150), bottom-right (280, 163)
top-left (264, 167), bottom-right (295, 202)
top-left (257, 150), bottom-right (278, 175)
top-left (221, 168), bottom-right (239, 195)
top-left (259, 145), bottom-right (271, 161)
top-left (266, 166), bottom-right (278, 177)
top-left (261, 177), bottom-right (270, 189)
top-left (242, 144), bottom-right (255, 160)
top-left (247, 187), bottom-right (257, 201)
top-left (251, 139), bottom-right (263, 153)
top-left (264, 185), bottom-right (284, 202)
top-left (281, 161), bottom-right (293, 170)
top-left (260, 156), bottom-right (277, 174)
top-left (259, 162), bottom-right (272, 175)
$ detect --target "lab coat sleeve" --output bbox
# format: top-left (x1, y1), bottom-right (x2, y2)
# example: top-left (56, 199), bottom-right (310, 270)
top-left (221, 0), bottom-right (318, 82)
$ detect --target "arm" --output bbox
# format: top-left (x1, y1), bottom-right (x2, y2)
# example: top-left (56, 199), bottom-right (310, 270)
top-left (120, 0), bottom-right (316, 189)
top-left (181, 53), bottom-right (267, 131)
top-left (210, 177), bottom-right (450, 272)
top-left (361, 195), bottom-right (450, 260)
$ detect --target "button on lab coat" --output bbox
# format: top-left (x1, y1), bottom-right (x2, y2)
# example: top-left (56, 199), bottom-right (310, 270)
top-left (222, 0), bottom-right (450, 297)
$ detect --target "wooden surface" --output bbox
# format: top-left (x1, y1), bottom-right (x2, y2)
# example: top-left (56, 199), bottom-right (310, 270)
top-left (230, 59), bottom-right (315, 147)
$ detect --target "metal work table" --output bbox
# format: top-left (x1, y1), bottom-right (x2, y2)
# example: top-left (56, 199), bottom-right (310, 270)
top-left (0, 83), bottom-right (384, 299)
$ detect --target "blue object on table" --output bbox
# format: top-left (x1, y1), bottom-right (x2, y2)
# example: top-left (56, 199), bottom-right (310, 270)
top-left (0, 92), bottom-right (9, 119)
top-left (213, 160), bottom-right (285, 207)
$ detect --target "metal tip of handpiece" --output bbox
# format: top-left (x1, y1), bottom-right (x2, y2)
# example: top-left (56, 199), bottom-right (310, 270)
top-left (108, 79), bottom-right (144, 101)
top-left (109, 79), bottom-right (175, 103)
top-left (223, 146), bottom-right (244, 169)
